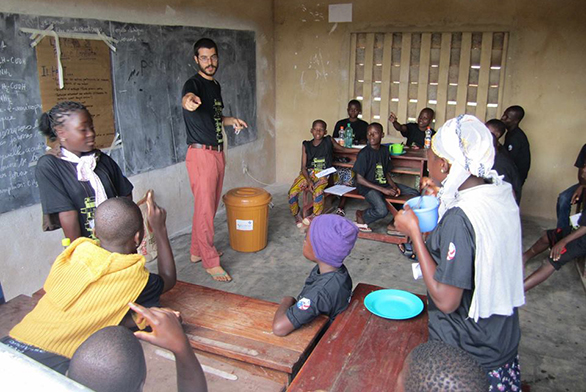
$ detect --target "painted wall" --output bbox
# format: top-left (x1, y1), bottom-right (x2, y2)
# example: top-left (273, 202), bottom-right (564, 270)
top-left (275, 0), bottom-right (586, 219)
top-left (0, 0), bottom-right (275, 300)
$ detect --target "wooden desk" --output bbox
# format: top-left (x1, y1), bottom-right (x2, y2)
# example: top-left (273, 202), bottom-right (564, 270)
top-left (288, 283), bottom-right (429, 392)
top-left (160, 281), bottom-right (329, 378)
top-left (334, 146), bottom-right (428, 182)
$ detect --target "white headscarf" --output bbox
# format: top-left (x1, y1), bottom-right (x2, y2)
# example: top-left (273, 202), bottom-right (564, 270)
top-left (432, 114), bottom-right (501, 218)
top-left (432, 114), bottom-right (525, 320)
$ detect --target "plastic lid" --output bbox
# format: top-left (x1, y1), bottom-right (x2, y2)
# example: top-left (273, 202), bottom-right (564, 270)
top-left (62, 238), bottom-right (71, 247)
top-left (223, 187), bottom-right (272, 207)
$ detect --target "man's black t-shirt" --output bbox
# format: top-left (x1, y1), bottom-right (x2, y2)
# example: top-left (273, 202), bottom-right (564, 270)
top-left (304, 136), bottom-right (333, 171)
top-left (402, 123), bottom-right (435, 148)
top-left (425, 207), bottom-right (521, 371)
top-left (353, 145), bottom-right (391, 196)
top-left (333, 119), bottom-right (369, 144)
top-left (574, 144), bottom-right (586, 168)
top-left (504, 127), bottom-right (531, 185)
top-left (182, 73), bottom-right (224, 146)
top-left (286, 265), bottom-right (352, 329)
top-left (493, 149), bottom-right (521, 204)
top-left (35, 152), bottom-right (134, 238)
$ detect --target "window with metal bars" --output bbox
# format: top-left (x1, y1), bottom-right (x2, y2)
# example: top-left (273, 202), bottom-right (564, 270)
top-left (350, 32), bottom-right (509, 128)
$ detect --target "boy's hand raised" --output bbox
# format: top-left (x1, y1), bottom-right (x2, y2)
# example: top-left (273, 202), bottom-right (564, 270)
top-left (146, 190), bottom-right (167, 232)
top-left (129, 302), bottom-right (188, 355)
top-left (388, 112), bottom-right (397, 123)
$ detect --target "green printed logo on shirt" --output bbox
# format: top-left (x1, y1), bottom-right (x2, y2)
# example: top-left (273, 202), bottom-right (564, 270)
top-left (214, 99), bottom-right (223, 144)
top-left (375, 163), bottom-right (387, 185)
top-left (312, 157), bottom-right (326, 171)
top-left (80, 196), bottom-right (97, 240)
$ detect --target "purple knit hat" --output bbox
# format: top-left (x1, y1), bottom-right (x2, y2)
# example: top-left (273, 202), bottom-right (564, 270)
top-left (309, 214), bottom-right (359, 267)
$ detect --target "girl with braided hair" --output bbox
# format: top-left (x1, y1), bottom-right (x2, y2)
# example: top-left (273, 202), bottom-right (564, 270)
top-left (36, 101), bottom-right (133, 240)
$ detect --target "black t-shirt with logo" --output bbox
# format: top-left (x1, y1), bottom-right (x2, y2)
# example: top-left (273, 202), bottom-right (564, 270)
top-left (304, 136), bottom-right (333, 171)
top-left (425, 207), bottom-right (521, 371)
top-left (504, 127), bottom-right (531, 185)
top-left (286, 265), bottom-right (352, 329)
top-left (333, 118), bottom-right (369, 144)
top-left (35, 152), bottom-right (134, 239)
top-left (575, 144), bottom-right (586, 168)
top-left (402, 123), bottom-right (435, 148)
top-left (182, 73), bottom-right (224, 146)
top-left (353, 145), bottom-right (391, 196)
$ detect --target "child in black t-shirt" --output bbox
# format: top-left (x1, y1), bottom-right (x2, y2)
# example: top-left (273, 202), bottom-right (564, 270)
top-left (288, 120), bottom-right (348, 226)
top-left (353, 123), bottom-right (402, 232)
top-left (523, 208), bottom-right (586, 291)
top-left (389, 108), bottom-right (435, 148)
top-left (486, 119), bottom-right (521, 204)
top-left (272, 214), bottom-right (357, 337)
top-left (333, 99), bottom-right (369, 145)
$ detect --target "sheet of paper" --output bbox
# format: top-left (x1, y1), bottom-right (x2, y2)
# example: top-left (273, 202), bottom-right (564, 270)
top-left (570, 213), bottom-right (582, 229)
top-left (328, 4), bottom-right (352, 23)
top-left (36, 37), bottom-right (116, 149)
top-left (324, 185), bottom-right (356, 196)
top-left (315, 167), bottom-right (337, 178)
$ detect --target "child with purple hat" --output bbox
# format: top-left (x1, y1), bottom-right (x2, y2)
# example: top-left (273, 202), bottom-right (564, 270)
top-left (272, 214), bottom-right (358, 337)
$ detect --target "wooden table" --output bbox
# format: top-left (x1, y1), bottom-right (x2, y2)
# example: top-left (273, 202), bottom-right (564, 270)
top-left (160, 281), bottom-right (329, 380)
top-left (288, 283), bottom-right (429, 392)
top-left (334, 145), bottom-right (428, 183)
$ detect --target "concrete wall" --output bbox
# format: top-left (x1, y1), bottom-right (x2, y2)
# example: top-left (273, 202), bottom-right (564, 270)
top-left (275, 0), bottom-right (586, 219)
top-left (0, 0), bottom-right (275, 300)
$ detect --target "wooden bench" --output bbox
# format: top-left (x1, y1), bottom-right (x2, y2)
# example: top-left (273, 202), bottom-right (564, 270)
top-left (327, 189), bottom-right (413, 244)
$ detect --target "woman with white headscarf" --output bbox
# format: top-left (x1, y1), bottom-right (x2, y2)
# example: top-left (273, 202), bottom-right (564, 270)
top-left (395, 115), bottom-right (525, 391)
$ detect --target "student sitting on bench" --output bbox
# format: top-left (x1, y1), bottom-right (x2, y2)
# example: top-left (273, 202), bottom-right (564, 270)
top-left (2, 196), bottom-right (176, 374)
top-left (353, 123), bottom-right (418, 233)
top-left (523, 206), bottom-right (586, 291)
top-left (272, 215), bottom-right (358, 336)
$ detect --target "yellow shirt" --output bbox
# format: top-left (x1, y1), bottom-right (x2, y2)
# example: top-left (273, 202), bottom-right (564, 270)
top-left (10, 238), bottom-right (149, 358)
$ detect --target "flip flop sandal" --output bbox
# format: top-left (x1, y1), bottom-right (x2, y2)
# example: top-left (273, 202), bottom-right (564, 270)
top-left (398, 242), bottom-right (418, 261)
top-left (302, 215), bottom-right (315, 226)
top-left (386, 228), bottom-right (404, 237)
top-left (208, 270), bottom-right (232, 282)
top-left (336, 208), bottom-right (346, 217)
top-left (355, 222), bottom-right (372, 233)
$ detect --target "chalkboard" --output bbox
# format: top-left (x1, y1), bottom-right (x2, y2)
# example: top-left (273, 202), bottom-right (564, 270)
top-left (0, 12), bottom-right (256, 214)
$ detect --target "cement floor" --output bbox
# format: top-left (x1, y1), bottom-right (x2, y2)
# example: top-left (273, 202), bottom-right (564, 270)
top-left (161, 183), bottom-right (586, 391)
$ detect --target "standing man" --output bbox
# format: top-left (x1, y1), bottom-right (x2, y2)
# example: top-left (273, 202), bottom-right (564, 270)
top-left (501, 105), bottom-right (531, 200)
top-left (182, 38), bottom-right (247, 282)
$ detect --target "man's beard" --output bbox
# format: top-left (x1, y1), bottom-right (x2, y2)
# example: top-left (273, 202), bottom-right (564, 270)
top-left (201, 65), bottom-right (217, 76)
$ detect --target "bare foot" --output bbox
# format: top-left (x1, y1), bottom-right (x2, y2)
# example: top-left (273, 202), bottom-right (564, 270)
top-left (356, 210), bottom-right (365, 224)
top-left (206, 266), bottom-right (232, 282)
top-left (191, 251), bottom-right (223, 263)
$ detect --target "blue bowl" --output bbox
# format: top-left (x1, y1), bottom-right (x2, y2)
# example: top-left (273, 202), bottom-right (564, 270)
top-left (405, 196), bottom-right (439, 232)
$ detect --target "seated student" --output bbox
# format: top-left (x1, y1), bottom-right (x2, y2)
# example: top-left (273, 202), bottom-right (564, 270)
top-left (523, 207), bottom-right (586, 291)
top-left (332, 99), bottom-right (369, 145)
top-left (353, 123), bottom-right (418, 233)
top-left (289, 120), bottom-right (348, 226)
top-left (332, 100), bottom-right (369, 217)
top-left (389, 108), bottom-right (435, 148)
top-left (556, 144), bottom-right (586, 229)
top-left (2, 196), bottom-right (176, 374)
top-left (486, 119), bottom-right (521, 204)
top-left (272, 215), bottom-right (358, 336)
top-left (396, 340), bottom-right (489, 392)
top-left (501, 105), bottom-right (531, 195)
top-left (68, 303), bottom-right (207, 392)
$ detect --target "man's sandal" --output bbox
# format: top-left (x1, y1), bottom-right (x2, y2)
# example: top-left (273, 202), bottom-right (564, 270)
top-left (355, 222), bottom-right (372, 233)
top-left (206, 266), bottom-right (232, 282)
top-left (191, 251), bottom-right (224, 263)
top-left (398, 242), bottom-right (417, 261)
top-left (336, 208), bottom-right (346, 217)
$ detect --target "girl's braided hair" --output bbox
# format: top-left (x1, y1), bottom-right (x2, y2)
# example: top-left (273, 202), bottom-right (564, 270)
top-left (39, 101), bottom-right (88, 141)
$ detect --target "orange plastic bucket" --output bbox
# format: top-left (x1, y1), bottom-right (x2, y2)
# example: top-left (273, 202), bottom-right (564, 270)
top-left (222, 187), bottom-right (272, 252)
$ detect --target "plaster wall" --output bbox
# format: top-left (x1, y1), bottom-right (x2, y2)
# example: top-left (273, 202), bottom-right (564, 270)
top-left (275, 0), bottom-right (586, 219)
top-left (0, 0), bottom-right (275, 300)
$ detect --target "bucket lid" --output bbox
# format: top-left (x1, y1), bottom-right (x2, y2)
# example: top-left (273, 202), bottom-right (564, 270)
top-left (223, 187), bottom-right (272, 207)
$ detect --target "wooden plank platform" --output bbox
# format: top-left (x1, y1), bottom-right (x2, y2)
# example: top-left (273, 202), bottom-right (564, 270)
top-left (160, 281), bottom-right (328, 375)
top-left (288, 283), bottom-right (429, 392)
